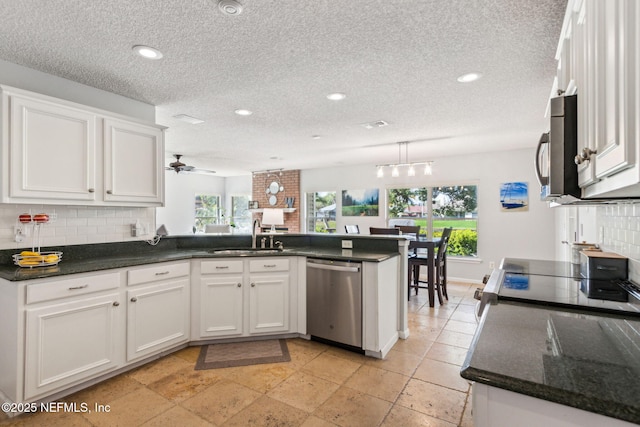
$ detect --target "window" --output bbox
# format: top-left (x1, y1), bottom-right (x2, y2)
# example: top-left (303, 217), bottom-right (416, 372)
top-left (230, 195), bottom-right (252, 233)
top-left (194, 194), bottom-right (220, 232)
top-left (305, 191), bottom-right (337, 233)
top-left (388, 185), bottom-right (478, 256)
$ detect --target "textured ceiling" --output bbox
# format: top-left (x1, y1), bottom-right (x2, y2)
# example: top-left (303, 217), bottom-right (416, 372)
top-left (0, 0), bottom-right (567, 176)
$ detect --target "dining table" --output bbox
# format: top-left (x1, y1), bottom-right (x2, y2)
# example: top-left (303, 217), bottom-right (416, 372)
top-left (408, 237), bottom-right (441, 307)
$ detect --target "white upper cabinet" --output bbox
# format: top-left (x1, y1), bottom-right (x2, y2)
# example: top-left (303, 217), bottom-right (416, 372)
top-left (6, 93), bottom-right (98, 201)
top-left (559, 0), bottom-right (639, 198)
top-left (1, 85), bottom-right (165, 206)
top-left (104, 118), bottom-right (163, 204)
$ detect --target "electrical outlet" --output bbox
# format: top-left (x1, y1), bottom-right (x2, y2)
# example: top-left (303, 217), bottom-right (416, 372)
top-left (341, 240), bottom-right (353, 249)
top-left (489, 261), bottom-right (495, 269)
top-left (14, 225), bottom-right (29, 236)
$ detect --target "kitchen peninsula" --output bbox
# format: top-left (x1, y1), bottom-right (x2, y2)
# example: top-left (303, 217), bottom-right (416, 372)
top-left (0, 234), bottom-right (408, 406)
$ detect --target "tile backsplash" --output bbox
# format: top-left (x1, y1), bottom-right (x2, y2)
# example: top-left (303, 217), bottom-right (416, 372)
top-left (598, 204), bottom-right (640, 282)
top-left (0, 204), bottom-right (156, 250)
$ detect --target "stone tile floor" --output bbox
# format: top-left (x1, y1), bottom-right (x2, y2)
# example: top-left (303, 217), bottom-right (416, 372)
top-left (0, 282), bottom-right (478, 426)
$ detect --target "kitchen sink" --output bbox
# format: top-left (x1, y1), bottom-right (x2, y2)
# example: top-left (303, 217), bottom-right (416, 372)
top-left (208, 248), bottom-right (285, 255)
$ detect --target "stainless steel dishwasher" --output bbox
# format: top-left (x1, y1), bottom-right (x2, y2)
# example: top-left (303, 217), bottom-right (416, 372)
top-left (306, 258), bottom-right (362, 349)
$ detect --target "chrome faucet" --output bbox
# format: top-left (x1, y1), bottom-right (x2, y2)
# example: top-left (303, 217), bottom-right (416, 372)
top-left (251, 218), bottom-right (261, 249)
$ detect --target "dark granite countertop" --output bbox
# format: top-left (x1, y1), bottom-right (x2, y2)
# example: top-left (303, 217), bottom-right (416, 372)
top-left (0, 234), bottom-right (402, 282)
top-left (461, 300), bottom-right (640, 424)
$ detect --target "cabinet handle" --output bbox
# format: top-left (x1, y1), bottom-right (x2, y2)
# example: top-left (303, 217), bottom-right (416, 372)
top-left (251, 283), bottom-right (256, 287)
top-left (237, 283), bottom-right (242, 287)
top-left (155, 271), bottom-right (170, 276)
top-left (113, 301), bottom-right (120, 307)
top-left (88, 188), bottom-right (95, 193)
top-left (575, 147), bottom-right (597, 165)
top-left (68, 284), bottom-right (89, 290)
top-left (263, 264), bottom-right (277, 268)
top-left (215, 266), bottom-right (229, 270)
top-left (131, 297), bottom-right (138, 302)
top-left (106, 190), bottom-right (113, 194)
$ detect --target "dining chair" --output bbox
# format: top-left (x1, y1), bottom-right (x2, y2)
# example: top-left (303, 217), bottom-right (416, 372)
top-left (394, 225), bottom-right (420, 238)
top-left (407, 227), bottom-right (452, 305)
top-left (344, 224), bottom-right (360, 234)
top-left (369, 227), bottom-right (401, 235)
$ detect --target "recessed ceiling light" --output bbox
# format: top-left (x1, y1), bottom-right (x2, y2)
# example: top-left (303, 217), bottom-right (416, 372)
top-left (132, 45), bottom-right (163, 60)
top-left (326, 92), bottom-right (346, 101)
top-left (218, 0), bottom-right (243, 15)
top-left (234, 109), bottom-right (253, 116)
top-left (311, 135), bottom-right (322, 139)
top-left (457, 72), bottom-right (482, 83)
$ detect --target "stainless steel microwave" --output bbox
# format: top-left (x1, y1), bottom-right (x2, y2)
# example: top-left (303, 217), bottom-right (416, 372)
top-left (535, 95), bottom-right (581, 202)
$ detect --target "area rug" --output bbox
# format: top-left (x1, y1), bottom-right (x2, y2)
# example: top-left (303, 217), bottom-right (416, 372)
top-left (194, 339), bottom-right (290, 370)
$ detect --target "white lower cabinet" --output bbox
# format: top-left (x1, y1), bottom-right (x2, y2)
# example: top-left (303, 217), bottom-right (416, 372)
top-left (249, 259), bottom-right (290, 334)
top-left (249, 274), bottom-right (289, 334)
top-left (126, 281), bottom-right (189, 361)
top-left (197, 258), bottom-right (292, 339)
top-left (126, 262), bottom-right (190, 361)
top-left (472, 383), bottom-right (637, 427)
top-left (23, 273), bottom-right (123, 401)
top-left (200, 274), bottom-right (244, 337)
top-left (3, 261), bottom-right (191, 403)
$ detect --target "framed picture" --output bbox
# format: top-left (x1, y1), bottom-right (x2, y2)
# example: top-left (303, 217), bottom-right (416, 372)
top-left (249, 201), bottom-right (259, 209)
top-left (341, 189), bottom-right (379, 216)
top-left (500, 182), bottom-right (528, 212)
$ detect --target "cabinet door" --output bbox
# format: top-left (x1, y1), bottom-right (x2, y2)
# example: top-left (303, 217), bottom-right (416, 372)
top-left (8, 94), bottom-right (97, 201)
top-left (576, 0), bottom-right (599, 187)
top-left (24, 293), bottom-right (122, 400)
top-left (200, 275), bottom-right (244, 337)
top-left (103, 118), bottom-right (164, 206)
top-left (249, 274), bottom-right (289, 334)
top-left (126, 278), bottom-right (190, 362)
top-left (593, 0), bottom-right (635, 179)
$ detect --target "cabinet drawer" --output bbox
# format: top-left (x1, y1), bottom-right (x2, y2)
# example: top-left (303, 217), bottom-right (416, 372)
top-left (201, 260), bottom-right (244, 274)
top-left (249, 258), bottom-right (290, 273)
top-left (128, 262), bottom-right (190, 286)
top-left (27, 272), bottom-right (121, 304)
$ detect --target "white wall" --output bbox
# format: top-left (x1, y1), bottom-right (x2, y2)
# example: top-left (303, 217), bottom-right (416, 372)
top-left (301, 148), bottom-right (557, 281)
top-left (155, 171), bottom-right (227, 235)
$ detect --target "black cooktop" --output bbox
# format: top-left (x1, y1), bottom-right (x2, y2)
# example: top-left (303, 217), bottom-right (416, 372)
top-left (500, 258), bottom-right (581, 279)
top-left (499, 271), bottom-right (640, 316)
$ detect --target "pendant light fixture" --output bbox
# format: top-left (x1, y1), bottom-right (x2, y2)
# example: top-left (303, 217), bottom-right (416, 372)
top-left (375, 142), bottom-right (433, 178)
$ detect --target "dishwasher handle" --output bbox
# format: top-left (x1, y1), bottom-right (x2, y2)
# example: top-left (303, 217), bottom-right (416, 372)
top-left (307, 260), bottom-right (360, 273)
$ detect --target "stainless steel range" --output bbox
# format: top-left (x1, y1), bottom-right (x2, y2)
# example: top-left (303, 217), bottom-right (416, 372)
top-left (477, 258), bottom-right (640, 318)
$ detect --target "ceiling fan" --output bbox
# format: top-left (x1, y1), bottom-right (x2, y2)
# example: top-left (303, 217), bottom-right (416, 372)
top-left (166, 154), bottom-right (216, 175)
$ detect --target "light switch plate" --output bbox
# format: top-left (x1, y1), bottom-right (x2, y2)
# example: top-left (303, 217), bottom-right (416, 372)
top-left (341, 240), bottom-right (353, 249)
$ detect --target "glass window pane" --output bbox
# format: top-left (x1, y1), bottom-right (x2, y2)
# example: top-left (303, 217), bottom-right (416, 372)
top-left (433, 185), bottom-right (477, 256)
top-left (386, 185), bottom-right (478, 257)
top-left (231, 195), bottom-right (251, 233)
top-left (195, 194), bottom-right (220, 232)
top-left (306, 191), bottom-right (336, 233)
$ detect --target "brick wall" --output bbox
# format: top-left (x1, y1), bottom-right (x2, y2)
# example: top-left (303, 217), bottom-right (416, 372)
top-left (252, 170), bottom-right (300, 233)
